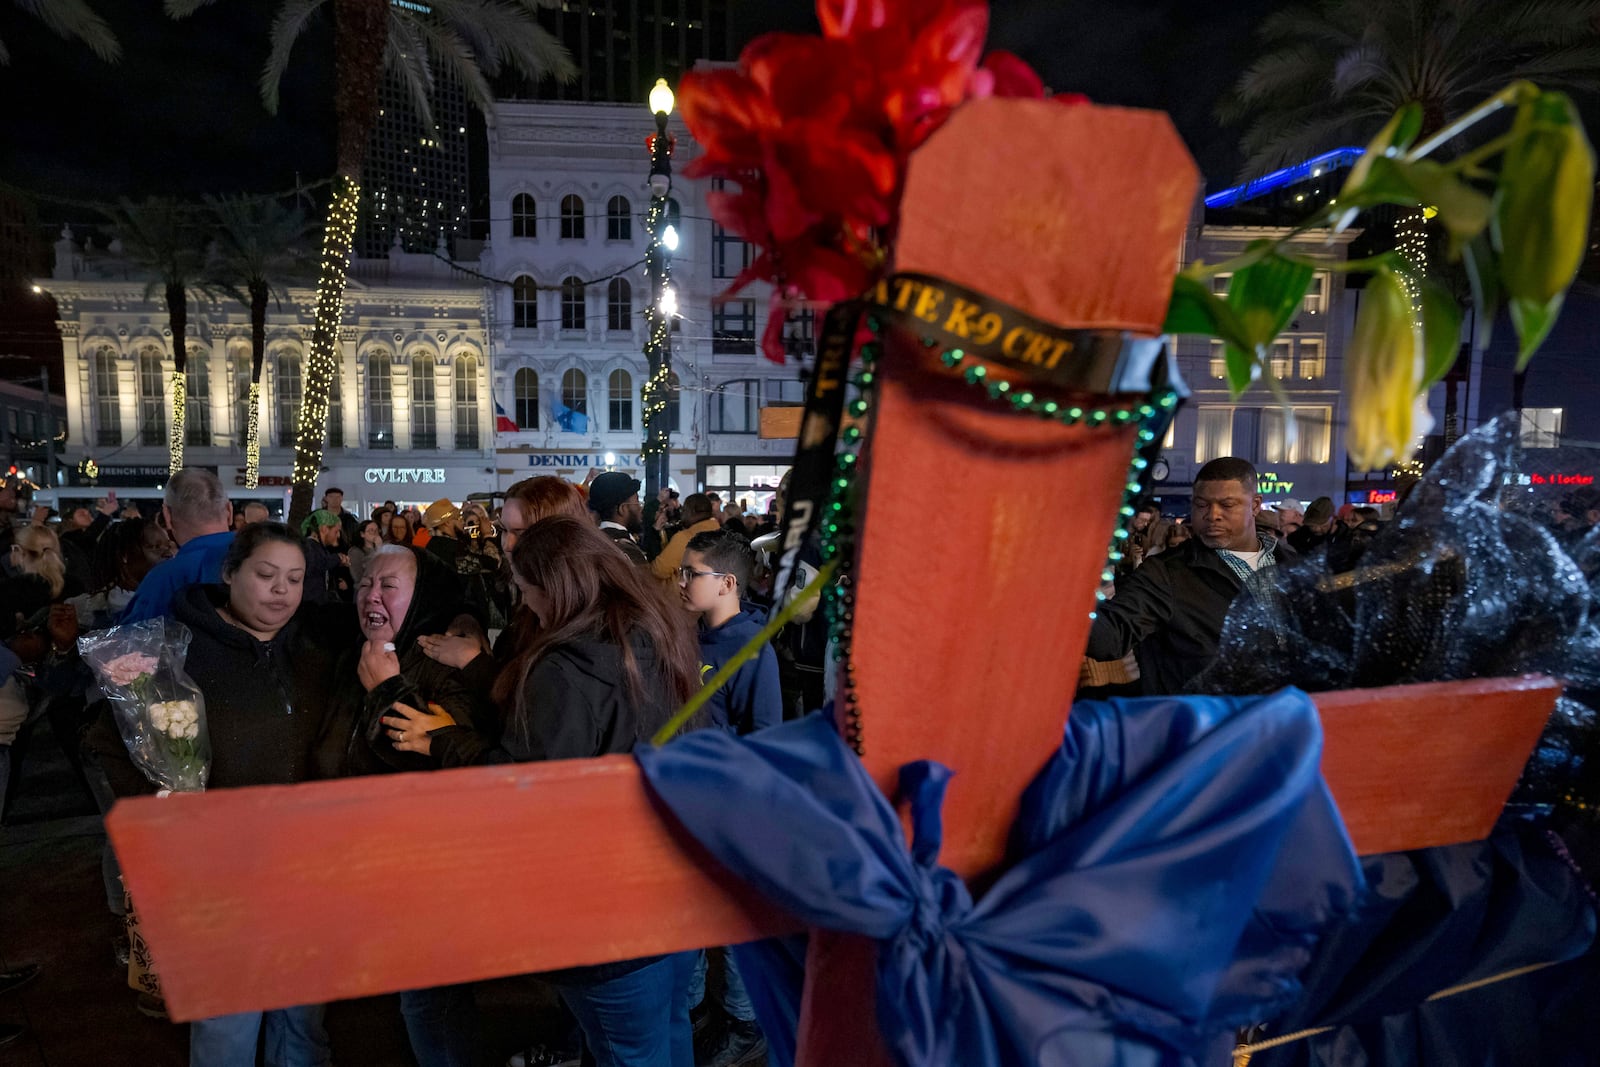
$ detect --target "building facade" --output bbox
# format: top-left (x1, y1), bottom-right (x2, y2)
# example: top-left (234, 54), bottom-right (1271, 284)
top-left (483, 98), bottom-right (805, 512)
top-left (1158, 223), bottom-right (1359, 510)
top-left (38, 237), bottom-right (497, 517)
top-left (355, 68), bottom-right (473, 260)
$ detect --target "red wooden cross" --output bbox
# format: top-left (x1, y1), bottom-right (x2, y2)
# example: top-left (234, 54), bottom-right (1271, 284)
top-left (106, 101), bottom-right (1557, 1066)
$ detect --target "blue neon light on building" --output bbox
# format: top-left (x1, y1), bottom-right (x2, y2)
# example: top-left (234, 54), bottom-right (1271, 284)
top-left (1204, 147), bottom-right (1365, 209)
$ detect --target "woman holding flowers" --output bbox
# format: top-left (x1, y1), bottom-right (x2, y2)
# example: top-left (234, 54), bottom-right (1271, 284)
top-left (85, 522), bottom-right (356, 1066)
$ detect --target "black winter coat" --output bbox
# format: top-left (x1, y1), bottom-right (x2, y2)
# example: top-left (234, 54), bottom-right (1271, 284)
top-left (1086, 538), bottom-right (1278, 695)
top-left (313, 545), bottom-right (492, 779)
top-left (429, 634), bottom-right (674, 769)
top-left (87, 585), bottom-right (357, 796)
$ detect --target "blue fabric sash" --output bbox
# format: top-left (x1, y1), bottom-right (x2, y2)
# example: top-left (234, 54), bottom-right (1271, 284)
top-left (635, 689), bottom-right (1365, 1067)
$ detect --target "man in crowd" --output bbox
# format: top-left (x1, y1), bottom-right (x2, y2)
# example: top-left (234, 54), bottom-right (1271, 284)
top-left (420, 499), bottom-right (468, 567)
top-left (242, 502), bottom-right (270, 526)
top-left (1288, 496), bottom-right (1337, 554)
top-left (322, 487), bottom-right (361, 547)
top-left (123, 469), bottom-right (235, 623)
top-left (1277, 505), bottom-right (1304, 540)
top-left (589, 472), bottom-right (648, 564)
top-left (1085, 457), bottom-right (1288, 694)
top-left (302, 510), bottom-right (352, 603)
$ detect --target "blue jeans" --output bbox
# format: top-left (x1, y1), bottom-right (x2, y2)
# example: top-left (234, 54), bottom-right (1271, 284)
top-left (555, 953), bottom-right (694, 1067)
top-left (190, 1004), bottom-right (329, 1067)
top-left (400, 984), bottom-right (479, 1067)
top-left (689, 948), bottom-right (755, 1023)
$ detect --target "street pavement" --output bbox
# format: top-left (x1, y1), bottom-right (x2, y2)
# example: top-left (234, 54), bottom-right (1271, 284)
top-left (0, 720), bottom-right (572, 1067)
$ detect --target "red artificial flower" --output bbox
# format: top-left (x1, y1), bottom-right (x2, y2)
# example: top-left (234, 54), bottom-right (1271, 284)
top-left (679, 0), bottom-right (1072, 362)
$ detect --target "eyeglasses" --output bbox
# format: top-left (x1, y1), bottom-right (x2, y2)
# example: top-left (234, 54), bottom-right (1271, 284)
top-left (677, 567), bottom-right (728, 585)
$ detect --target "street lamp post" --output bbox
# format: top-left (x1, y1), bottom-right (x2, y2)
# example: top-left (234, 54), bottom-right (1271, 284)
top-left (641, 78), bottom-right (676, 502)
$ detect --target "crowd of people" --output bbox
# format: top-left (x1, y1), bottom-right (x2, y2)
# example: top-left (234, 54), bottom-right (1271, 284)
top-left (0, 470), bottom-right (808, 1067)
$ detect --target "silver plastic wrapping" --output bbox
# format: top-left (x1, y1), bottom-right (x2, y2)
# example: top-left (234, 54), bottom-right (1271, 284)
top-left (1195, 414), bottom-right (1600, 814)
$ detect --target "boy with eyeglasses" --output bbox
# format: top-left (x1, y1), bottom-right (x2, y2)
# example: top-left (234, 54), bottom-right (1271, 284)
top-left (678, 529), bottom-right (782, 737)
top-left (677, 528), bottom-right (776, 1065)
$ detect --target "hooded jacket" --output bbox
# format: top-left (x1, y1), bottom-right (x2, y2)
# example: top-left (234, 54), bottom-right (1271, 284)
top-left (87, 585), bottom-right (357, 795)
top-left (316, 546), bottom-right (491, 778)
top-left (698, 605), bottom-right (782, 736)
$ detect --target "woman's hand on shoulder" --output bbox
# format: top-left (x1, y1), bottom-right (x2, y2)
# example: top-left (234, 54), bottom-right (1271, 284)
top-left (382, 701), bottom-right (457, 756)
top-left (417, 631), bottom-right (486, 670)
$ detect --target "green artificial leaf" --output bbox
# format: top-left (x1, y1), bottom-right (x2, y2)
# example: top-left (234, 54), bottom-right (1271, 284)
top-left (1510, 292), bottom-right (1564, 371)
top-left (1461, 233), bottom-right (1501, 353)
top-left (1226, 247), bottom-right (1317, 349)
top-left (1341, 102), bottom-right (1425, 197)
top-left (1163, 273), bottom-right (1254, 349)
top-left (1418, 278), bottom-right (1464, 392)
top-left (1395, 159), bottom-right (1493, 246)
top-left (1224, 342), bottom-right (1258, 399)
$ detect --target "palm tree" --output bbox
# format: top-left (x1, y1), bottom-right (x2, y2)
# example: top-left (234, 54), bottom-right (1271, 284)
top-left (102, 197), bottom-right (211, 475)
top-left (205, 194), bottom-right (316, 489)
top-left (0, 0), bottom-right (119, 65)
top-left (166, 0), bottom-right (575, 526)
top-left (1223, 0), bottom-right (1600, 176)
top-left (1222, 0), bottom-right (1600, 429)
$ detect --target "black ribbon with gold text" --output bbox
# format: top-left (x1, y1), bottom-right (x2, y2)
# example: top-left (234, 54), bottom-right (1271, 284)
top-left (770, 300), bottom-right (861, 604)
top-left (870, 272), bottom-right (1169, 395)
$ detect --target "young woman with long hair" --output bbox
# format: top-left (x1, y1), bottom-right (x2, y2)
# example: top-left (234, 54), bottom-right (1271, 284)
top-left (382, 515), bottom-right (700, 1067)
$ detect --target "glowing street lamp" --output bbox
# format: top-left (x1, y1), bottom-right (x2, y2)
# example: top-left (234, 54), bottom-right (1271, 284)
top-left (641, 77), bottom-right (677, 500)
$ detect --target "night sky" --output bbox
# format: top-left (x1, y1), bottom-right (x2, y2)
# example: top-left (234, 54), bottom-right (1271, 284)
top-left (0, 0), bottom-right (1280, 210)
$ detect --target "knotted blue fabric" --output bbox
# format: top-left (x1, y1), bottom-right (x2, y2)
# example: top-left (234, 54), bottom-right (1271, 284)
top-left (635, 690), bottom-right (1365, 1067)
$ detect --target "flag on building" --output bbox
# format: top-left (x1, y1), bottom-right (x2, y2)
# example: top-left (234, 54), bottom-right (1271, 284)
top-left (552, 402), bottom-right (589, 435)
top-left (495, 398), bottom-right (519, 433)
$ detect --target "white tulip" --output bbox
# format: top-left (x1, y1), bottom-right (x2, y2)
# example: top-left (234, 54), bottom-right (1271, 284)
top-left (183, 722), bottom-right (199, 740)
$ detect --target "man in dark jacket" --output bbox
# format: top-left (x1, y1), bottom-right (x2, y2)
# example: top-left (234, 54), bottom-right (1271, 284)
top-left (588, 472), bottom-right (649, 565)
top-left (1085, 457), bottom-right (1290, 694)
top-left (1288, 496), bottom-right (1337, 554)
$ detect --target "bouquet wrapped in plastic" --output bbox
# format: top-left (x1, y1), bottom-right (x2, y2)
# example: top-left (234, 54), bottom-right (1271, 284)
top-left (78, 618), bottom-right (211, 793)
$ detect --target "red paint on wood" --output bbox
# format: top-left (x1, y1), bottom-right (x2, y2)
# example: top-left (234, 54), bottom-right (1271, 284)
top-left (1313, 675), bottom-right (1560, 855)
top-left (107, 756), bottom-right (798, 1021)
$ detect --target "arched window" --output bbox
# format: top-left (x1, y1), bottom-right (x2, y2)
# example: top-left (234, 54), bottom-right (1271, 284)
top-left (367, 354), bottom-right (393, 449)
top-left (513, 368), bottom-right (539, 430)
top-left (138, 346), bottom-right (166, 446)
top-left (667, 371), bottom-right (681, 433)
top-left (512, 193), bottom-right (536, 238)
top-left (275, 351), bottom-right (302, 447)
top-left (561, 276), bottom-right (586, 330)
top-left (607, 195), bottom-right (632, 241)
top-left (92, 346), bottom-right (120, 446)
top-left (231, 348), bottom-right (252, 446)
top-left (185, 347), bottom-right (211, 446)
top-left (560, 194), bottom-right (585, 239)
top-left (326, 359), bottom-right (344, 448)
top-left (607, 277), bottom-right (632, 332)
top-left (513, 275), bottom-right (538, 329)
top-left (558, 368), bottom-right (588, 433)
top-left (608, 369), bottom-right (633, 432)
top-left (454, 354), bottom-right (480, 449)
top-left (411, 352), bottom-right (437, 449)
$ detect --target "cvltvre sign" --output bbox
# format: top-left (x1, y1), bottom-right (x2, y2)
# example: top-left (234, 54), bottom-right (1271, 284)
top-left (365, 467), bottom-right (448, 484)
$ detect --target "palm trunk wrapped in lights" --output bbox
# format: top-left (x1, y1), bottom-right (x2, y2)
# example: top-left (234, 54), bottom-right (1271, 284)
top-left (244, 382), bottom-right (262, 489)
top-left (289, 173), bottom-right (360, 524)
top-left (166, 282), bottom-right (190, 475)
top-left (642, 196), bottom-right (674, 498)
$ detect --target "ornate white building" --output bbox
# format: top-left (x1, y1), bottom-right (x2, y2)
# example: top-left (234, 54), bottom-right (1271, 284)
top-left (39, 235), bottom-right (498, 516)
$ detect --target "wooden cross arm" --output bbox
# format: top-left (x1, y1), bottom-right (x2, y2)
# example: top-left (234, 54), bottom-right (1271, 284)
top-left (107, 754), bottom-right (798, 1020)
top-left (107, 675), bottom-right (1559, 1023)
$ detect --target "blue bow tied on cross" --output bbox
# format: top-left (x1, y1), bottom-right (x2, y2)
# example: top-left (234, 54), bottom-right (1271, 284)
top-left (635, 690), bottom-right (1365, 1067)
